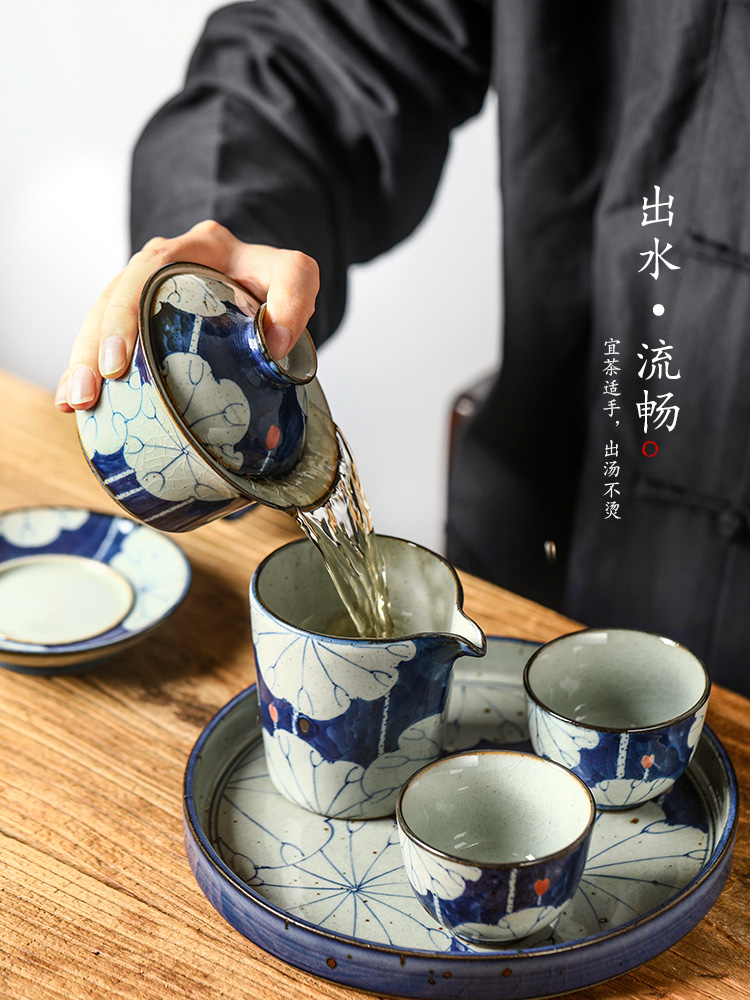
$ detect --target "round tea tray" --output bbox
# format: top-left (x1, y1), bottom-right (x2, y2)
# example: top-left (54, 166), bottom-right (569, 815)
top-left (184, 637), bottom-right (738, 1000)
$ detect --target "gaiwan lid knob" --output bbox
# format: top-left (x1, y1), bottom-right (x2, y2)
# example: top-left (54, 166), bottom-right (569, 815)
top-left (142, 263), bottom-right (317, 480)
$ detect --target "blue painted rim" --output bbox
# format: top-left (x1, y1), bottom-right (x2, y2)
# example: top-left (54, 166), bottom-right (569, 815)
top-left (395, 749), bottom-right (597, 870)
top-left (183, 637), bottom-right (738, 999)
top-left (0, 506), bottom-right (191, 673)
top-left (523, 627), bottom-right (711, 734)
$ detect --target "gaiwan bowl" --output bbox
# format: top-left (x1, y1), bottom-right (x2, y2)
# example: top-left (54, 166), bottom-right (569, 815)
top-left (77, 262), bottom-right (338, 531)
top-left (524, 628), bottom-right (711, 810)
top-left (396, 750), bottom-right (595, 945)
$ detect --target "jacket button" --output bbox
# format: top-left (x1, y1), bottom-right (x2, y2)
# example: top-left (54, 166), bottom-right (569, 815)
top-left (717, 509), bottom-right (744, 541)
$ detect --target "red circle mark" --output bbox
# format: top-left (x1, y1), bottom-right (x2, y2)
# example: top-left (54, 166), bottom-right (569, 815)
top-left (534, 877), bottom-right (550, 897)
top-left (266, 424), bottom-right (282, 450)
top-left (642, 440), bottom-right (658, 458)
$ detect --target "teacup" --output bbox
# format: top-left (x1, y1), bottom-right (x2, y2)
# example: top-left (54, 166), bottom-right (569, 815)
top-left (396, 750), bottom-right (595, 945)
top-left (524, 628), bottom-right (710, 809)
top-left (77, 263), bottom-right (338, 531)
top-left (249, 535), bottom-right (486, 819)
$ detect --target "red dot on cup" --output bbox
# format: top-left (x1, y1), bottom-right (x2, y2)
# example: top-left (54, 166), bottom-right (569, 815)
top-left (653, 304), bottom-right (665, 316)
top-left (266, 424), bottom-right (282, 450)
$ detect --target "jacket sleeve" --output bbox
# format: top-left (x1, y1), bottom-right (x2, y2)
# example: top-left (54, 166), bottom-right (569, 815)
top-left (130, 0), bottom-right (491, 343)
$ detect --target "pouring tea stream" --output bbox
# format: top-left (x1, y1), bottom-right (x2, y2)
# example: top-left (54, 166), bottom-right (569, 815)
top-left (78, 262), bottom-right (396, 635)
top-left (77, 263), bottom-right (486, 815)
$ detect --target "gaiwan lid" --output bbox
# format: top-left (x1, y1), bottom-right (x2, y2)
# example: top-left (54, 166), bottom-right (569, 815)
top-left (140, 262), bottom-right (338, 513)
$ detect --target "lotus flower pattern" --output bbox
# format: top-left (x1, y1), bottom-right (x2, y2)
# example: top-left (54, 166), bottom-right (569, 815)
top-left (0, 508), bottom-right (89, 547)
top-left (398, 831), bottom-right (481, 901)
top-left (253, 626), bottom-right (416, 719)
top-left (79, 366), bottom-right (236, 504)
top-left (264, 713), bottom-right (443, 818)
top-left (78, 370), bottom-right (153, 457)
top-left (527, 701), bottom-right (600, 768)
top-left (453, 905), bottom-right (562, 944)
top-left (160, 352), bottom-right (250, 471)
top-left (200, 639), bottom-right (720, 960)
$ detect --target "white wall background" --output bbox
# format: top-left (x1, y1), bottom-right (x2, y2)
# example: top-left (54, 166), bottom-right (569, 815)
top-left (0, 1), bottom-right (500, 554)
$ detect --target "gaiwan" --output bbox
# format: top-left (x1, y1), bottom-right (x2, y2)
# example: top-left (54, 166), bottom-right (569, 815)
top-left (77, 263), bottom-right (338, 531)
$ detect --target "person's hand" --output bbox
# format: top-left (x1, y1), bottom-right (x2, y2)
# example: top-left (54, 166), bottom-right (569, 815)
top-left (55, 219), bottom-right (320, 411)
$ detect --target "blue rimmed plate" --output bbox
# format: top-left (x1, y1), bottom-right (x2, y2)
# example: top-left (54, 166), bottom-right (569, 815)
top-left (184, 637), bottom-right (737, 999)
top-left (0, 506), bottom-right (191, 674)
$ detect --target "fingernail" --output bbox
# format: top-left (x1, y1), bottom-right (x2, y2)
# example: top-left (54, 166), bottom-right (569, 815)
top-left (99, 334), bottom-right (127, 377)
top-left (68, 365), bottom-right (97, 406)
top-left (264, 323), bottom-right (293, 360)
top-left (54, 376), bottom-right (70, 409)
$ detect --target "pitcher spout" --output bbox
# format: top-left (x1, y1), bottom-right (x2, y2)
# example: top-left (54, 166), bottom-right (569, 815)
top-left (378, 536), bottom-right (486, 660)
top-left (449, 607), bottom-right (487, 659)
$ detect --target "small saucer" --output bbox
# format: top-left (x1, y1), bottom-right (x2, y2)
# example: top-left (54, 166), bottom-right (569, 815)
top-left (0, 506), bottom-right (191, 674)
top-left (0, 554), bottom-right (135, 644)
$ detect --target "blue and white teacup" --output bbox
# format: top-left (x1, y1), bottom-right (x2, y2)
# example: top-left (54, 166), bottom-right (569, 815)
top-left (396, 750), bottom-right (595, 945)
top-left (524, 628), bottom-right (710, 810)
top-left (249, 536), bottom-right (486, 819)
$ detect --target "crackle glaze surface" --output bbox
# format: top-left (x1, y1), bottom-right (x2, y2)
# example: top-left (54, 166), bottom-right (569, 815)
top-left (78, 350), bottom-right (246, 531)
top-left (184, 637), bottom-right (737, 999)
top-left (250, 537), bottom-right (485, 819)
top-left (525, 629), bottom-right (710, 809)
top-left (77, 264), bottom-right (337, 529)
top-left (397, 751), bottom-right (594, 944)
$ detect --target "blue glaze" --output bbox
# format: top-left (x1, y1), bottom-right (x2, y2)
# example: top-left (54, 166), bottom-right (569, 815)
top-left (411, 837), bottom-right (590, 942)
top-left (77, 263), bottom-right (334, 533)
top-left (148, 294), bottom-right (308, 478)
top-left (250, 536), bottom-right (486, 819)
top-left (0, 506), bottom-right (191, 673)
top-left (257, 638), bottom-right (462, 769)
top-left (396, 750), bottom-right (596, 945)
top-left (576, 716), bottom-right (698, 786)
top-left (527, 702), bottom-right (708, 811)
top-left (524, 628), bottom-right (710, 810)
top-left (182, 638), bottom-right (739, 999)
top-left (79, 339), bottom-right (253, 533)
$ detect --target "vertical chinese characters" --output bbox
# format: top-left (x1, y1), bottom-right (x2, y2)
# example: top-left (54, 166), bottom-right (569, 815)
top-left (637, 185), bottom-right (682, 438)
top-left (602, 186), bottom-right (682, 521)
top-left (637, 340), bottom-right (681, 432)
top-left (604, 439), bottom-right (621, 520)
top-left (602, 339), bottom-right (622, 519)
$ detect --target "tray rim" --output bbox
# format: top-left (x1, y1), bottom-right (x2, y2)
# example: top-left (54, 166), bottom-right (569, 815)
top-left (183, 636), bottom-right (739, 997)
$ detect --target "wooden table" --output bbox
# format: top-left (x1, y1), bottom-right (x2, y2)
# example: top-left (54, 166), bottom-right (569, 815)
top-left (0, 367), bottom-right (748, 1000)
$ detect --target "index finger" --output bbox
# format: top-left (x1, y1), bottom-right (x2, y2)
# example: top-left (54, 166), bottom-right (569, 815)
top-left (100, 226), bottom-right (320, 369)
top-left (230, 247), bottom-right (319, 359)
top-left (61, 221), bottom-right (321, 411)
